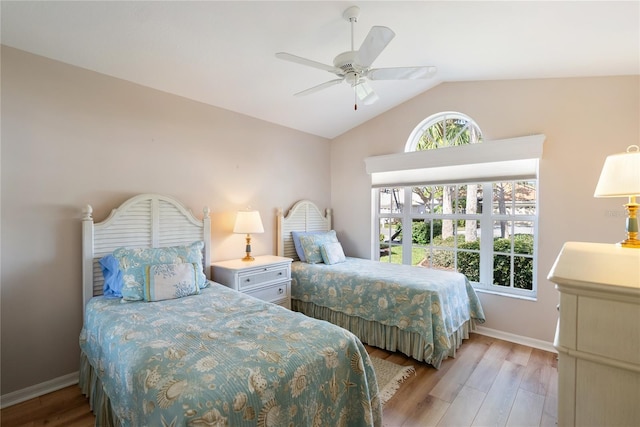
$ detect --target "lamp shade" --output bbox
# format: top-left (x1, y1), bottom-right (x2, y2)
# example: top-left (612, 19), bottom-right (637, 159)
top-left (233, 211), bottom-right (264, 234)
top-left (594, 145), bottom-right (640, 198)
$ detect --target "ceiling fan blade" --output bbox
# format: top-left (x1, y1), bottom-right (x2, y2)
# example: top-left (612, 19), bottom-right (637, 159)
top-left (276, 52), bottom-right (341, 74)
top-left (368, 66), bottom-right (437, 80)
top-left (354, 80), bottom-right (379, 105)
top-left (294, 78), bottom-right (344, 97)
top-left (354, 26), bottom-right (395, 68)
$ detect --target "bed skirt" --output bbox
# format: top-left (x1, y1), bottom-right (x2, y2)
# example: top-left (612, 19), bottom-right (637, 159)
top-left (292, 299), bottom-right (477, 368)
top-left (79, 352), bottom-right (121, 427)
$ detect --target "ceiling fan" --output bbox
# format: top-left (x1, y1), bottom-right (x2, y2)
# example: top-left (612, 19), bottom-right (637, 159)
top-left (275, 6), bottom-right (436, 109)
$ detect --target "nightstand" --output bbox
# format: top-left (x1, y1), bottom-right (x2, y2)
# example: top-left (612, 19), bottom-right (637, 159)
top-left (211, 255), bottom-right (293, 309)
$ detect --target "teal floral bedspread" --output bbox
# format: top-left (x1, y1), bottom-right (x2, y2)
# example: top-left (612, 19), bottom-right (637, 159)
top-left (80, 283), bottom-right (381, 427)
top-left (291, 258), bottom-right (485, 362)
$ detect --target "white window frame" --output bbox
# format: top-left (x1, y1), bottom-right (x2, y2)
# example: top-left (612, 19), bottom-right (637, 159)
top-left (366, 134), bottom-right (544, 300)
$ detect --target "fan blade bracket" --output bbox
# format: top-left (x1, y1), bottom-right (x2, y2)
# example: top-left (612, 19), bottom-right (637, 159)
top-left (368, 66), bottom-right (437, 80)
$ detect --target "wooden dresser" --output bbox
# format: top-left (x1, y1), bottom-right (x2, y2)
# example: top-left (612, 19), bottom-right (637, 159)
top-left (548, 242), bottom-right (640, 426)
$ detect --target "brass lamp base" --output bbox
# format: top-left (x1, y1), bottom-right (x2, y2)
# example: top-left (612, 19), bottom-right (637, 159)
top-left (619, 237), bottom-right (640, 248)
top-left (241, 234), bottom-right (255, 261)
top-left (619, 200), bottom-right (640, 249)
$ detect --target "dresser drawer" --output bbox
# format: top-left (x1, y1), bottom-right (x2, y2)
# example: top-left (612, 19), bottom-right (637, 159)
top-left (238, 266), bottom-right (289, 291)
top-left (245, 282), bottom-right (290, 302)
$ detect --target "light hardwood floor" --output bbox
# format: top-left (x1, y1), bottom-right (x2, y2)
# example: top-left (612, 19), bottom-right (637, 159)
top-left (0, 333), bottom-right (557, 427)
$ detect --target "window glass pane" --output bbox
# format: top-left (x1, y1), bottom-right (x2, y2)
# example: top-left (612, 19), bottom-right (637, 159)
top-left (444, 185), bottom-right (456, 215)
top-left (379, 219), bottom-right (392, 246)
top-left (411, 186), bottom-right (434, 214)
top-left (493, 254), bottom-right (511, 287)
top-left (457, 250), bottom-right (480, 282)
top-left (454, 185), bottom-right (464, 214)
top-left (513, 255), bottom-right (533, 290)
top-left (410, 246), bottom-right (428, 266)
top-left (456, 184), bottom-right (482, 215)
top-left (458, 219), bottom-right (480, 246)
top-left (514, 181), bottom-right (536, 215)
top-left (492, 182), bottom-right (512, 215)
top-left (380, 244), bottom-right (403, 264)
top-left (411, 218), bottom-right (433, 245)
top-left (514, 222), bottom-right (534, 255)
top-left (420, 248), bottom-right (434, 268)
top-left (493, 220), bottom-right (512, 241)
top-left (432, 185), bottom-right (446, 214)
top-left (379, 188), bottom-right (403, 214)
top-left (389, 220), bottom-right (402, 244)
top-left (429, 248), bottom-right (455, 271)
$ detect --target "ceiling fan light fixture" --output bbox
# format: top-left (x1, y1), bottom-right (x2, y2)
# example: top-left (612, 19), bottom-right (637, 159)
top-left (354, 81), bottom-right (379, 105)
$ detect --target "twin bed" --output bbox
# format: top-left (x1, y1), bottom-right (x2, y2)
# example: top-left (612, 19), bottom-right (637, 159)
top-left (277, 200), bottom-right (485, 369)
top-left (79, 194), bottom-right (485, 426)
top-left (79, 194), bottom-right (381, 427)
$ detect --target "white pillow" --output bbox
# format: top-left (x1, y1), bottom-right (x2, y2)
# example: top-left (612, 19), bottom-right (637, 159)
top-left (143, 263), bottom-right (200, 302)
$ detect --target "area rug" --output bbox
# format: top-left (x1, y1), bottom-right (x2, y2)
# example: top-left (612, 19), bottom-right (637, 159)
top-left (370, 356), bottom-right (415, 405)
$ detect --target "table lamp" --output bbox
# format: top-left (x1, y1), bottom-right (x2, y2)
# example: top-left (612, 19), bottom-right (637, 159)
top-left (594, 145), bottom-right (640, 248)
top-left (233, 210), bottom-right (264, 260)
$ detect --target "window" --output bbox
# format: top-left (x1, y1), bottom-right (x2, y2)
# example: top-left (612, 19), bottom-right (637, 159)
top-left (405, 111), bottom-right (483, 151)
top-left (367, 112), bottom-right (543, 299)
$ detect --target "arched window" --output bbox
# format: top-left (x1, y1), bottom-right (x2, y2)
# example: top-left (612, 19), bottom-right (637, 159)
top-left (367, 113), bottom-right (544, 299)
top-left (405, 112), bottom-right (483, 152)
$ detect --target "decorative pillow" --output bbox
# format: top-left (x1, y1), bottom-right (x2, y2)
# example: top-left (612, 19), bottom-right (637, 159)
top-left (320, 241), bottom-right (346, 265)
top-left (113, 241), bottom-right (207, 301)
top-left (292, 231), bottom-right (325, 262)
top-left (99, 254), bottom-right (123, 298)
top-left (299, 230), bottom-right (338, 264)
top-left (144, 263), bottom-right (200, 302)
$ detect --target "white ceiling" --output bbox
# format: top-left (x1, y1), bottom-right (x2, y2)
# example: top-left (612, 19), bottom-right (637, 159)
top-left (2, 1), bottom-right (639, 139)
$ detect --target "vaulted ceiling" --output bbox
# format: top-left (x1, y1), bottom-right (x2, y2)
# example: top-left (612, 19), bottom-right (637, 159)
top-left (2, 1), bottom-right (638, 139)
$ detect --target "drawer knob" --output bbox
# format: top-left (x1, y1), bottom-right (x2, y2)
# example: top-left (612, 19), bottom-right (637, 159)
top-left (245, 278), bottom-right (251, 283)
top-left (278, 288), bottom-right (284, 294)
top-left (278, 272), bottom-right (283, 276)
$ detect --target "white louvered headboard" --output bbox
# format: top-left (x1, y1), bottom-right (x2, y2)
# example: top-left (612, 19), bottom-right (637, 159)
top-left (82, 194), bottom-right (211, 313)
top-left (276, 200), bottom-right (332, 260)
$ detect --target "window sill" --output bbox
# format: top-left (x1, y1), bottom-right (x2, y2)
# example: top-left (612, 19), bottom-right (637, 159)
top-left (474, 286), bottom-right (537, 302)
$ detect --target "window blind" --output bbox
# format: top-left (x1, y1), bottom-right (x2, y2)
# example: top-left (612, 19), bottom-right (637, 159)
top-left (365, 134), bottom-right (545, 187)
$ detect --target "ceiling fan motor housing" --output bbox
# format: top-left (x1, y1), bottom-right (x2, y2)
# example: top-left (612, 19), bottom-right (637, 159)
top-left (334, 51), bottom-right (364, 75)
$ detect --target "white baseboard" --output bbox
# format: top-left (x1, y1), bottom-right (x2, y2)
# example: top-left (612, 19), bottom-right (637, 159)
top-left (473, 326), bottom-right (557, 354)
top-left (0, 371), bottom-right (79, 409)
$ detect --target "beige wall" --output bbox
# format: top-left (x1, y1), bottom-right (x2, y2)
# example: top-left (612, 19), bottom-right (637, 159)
top-left (330, 76), bottom-right (640, 344)
top-left (2, 45), bottom-right (639, 397)
top-left (0, 47), bottom-right (331, 395)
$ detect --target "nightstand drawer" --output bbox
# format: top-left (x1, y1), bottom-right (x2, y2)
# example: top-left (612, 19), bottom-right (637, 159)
top-left (245, 282), bottom-right (290, 302)
top-left (238, 266), bottom-right (289, 291)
